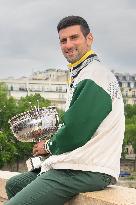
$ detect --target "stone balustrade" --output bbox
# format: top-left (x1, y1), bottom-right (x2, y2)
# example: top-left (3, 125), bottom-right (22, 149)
top-left (0, 171), bottom-right (136, 205)
top-left (0, 171), bottom-right (20, 204)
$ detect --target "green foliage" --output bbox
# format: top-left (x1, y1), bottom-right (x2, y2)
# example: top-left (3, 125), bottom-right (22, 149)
top-left (57, 108), bottom-right (64, 124)
top-left (123, 104), bottom-right (136, 158)
top-left (0, 81), bottom-right (136, 168)
top-left (0, 82), bottom-right (8, 101)
top-left (0, 83), bottom-right (18, 132)
top-left (125, 124), bottom-right (136, 153)
top-left (0, 97), bottom-right (17, 132)
top-left (0, 83), bottom-right (53, 168)
top-left (0, 132), bottom-right (17, 168)
top-left (17, 93), bottom-right (51, 113)
top-left (125, 104), bottom-right (136, 118)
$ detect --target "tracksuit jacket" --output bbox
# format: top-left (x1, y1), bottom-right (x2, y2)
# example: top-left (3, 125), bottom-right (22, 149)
top-left (41, 50), bottom-right (125, 181)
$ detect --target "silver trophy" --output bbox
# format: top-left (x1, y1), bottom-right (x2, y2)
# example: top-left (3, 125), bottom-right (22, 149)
top-left (9, 106), bottom-right (59, 171)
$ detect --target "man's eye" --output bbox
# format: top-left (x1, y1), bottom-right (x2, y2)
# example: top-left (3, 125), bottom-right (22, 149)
top-left (60, 39), bottom-right (67, 44)
top-left (71, 35), bottom-right (78, 40)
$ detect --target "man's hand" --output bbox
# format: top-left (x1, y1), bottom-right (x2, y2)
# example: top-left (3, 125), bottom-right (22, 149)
top-left (33, 140), bottom-right (48, 156)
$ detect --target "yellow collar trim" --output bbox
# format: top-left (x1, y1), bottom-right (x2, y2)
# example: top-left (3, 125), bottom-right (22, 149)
top-left (68, 50), bottom-right (95, 68)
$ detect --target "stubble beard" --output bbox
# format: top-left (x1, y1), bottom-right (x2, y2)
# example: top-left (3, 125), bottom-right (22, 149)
top-left (64, 50), bottom-right (82, 64)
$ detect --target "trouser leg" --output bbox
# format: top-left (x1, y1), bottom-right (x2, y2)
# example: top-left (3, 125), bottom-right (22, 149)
top-left (5, 169), bottom-right (40, 199)
top-left (5, 169), bottom-right (111, 205)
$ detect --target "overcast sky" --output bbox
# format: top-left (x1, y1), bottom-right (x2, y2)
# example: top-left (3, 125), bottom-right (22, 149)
top-left (0, 0), bottom-right (135, 79)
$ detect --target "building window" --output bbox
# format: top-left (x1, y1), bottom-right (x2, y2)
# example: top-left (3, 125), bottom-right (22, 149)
top-left (127, 82), bottom-right (130, 87)
top-left (19, 87), bottom-right (27, 91)
top-left (118, 82), bottom-right (122, 87)
top-left (59, 94), bottom-right (64, 99)
top-left (56, 87), bottom-right (59, 92)
top-left (10, 85), bottom-right (13, 91)
top-left (122, 83), bottom-right (127, 88)
top-left (130, 82), bottom-right (134, 88)
top-left (58, 86), bottom-right (62, 92)
top-left (56, 86), bottom-right (62, 92)
top-left (132, 91), bottom-right (135, 97)
top-left (125, 147), bottom-right (129, 154)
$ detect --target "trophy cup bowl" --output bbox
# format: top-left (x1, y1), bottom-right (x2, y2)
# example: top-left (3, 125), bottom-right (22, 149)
top-left (9, 106), bottom-right (59, 171)
top-left (8, 106), bottom-right (59, 142)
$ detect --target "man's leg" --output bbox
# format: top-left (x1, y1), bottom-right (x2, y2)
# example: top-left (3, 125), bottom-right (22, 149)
top-left (5, 169), bottom-right (111, 205)
top-left (5, 169), bottom-right (40, 199)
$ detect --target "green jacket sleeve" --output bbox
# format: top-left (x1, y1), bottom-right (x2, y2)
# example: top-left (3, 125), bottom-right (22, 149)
top-left (47, 79), bottom-right (112, 155)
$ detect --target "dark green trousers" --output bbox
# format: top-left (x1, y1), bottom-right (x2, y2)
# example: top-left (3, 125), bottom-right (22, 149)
top-left (5, 169), bottom-right (111, 205)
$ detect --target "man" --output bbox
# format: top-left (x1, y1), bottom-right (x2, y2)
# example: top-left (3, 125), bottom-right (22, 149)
top-left (5, 16), bottom-right (125, 205)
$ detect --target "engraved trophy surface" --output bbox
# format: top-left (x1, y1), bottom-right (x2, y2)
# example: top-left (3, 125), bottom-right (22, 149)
top-left (9, 106), bottom-right (59, 142)
top-left (9, 106), bottom-right (59, 171)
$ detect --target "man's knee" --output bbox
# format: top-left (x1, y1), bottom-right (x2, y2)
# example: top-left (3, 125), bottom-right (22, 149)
top-left (5, 171), bottom-right (38, 199)
top-left (5, 175), bottom-right (19, 199)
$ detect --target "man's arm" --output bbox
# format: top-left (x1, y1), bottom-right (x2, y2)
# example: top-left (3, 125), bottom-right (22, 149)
top-left (46, 79), bottom-right (112, 155)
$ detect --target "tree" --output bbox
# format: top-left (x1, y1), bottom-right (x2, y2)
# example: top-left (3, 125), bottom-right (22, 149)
top-left (123, 104), bottom-right (136, 170)
top-left (0, 97), bottom-right (17, 132)
top-left (0, 82), bottom-right (8, 101)
top-left (0, 85), bottom-right (52, 169)
top-left (125, 124), bottom-right (136, 153)
top-left (0, 83), bottom-right (18, 131)
top-left (17, 93), bottom-right (51, 113)
top-left (0, 84), bottom-right (65, 170)
top-left (124, 105), bottom-right (136, 153)
top-left (125, 104), bottom-right (136, 118)
top-left (0, 132), bottom-right (17, 168)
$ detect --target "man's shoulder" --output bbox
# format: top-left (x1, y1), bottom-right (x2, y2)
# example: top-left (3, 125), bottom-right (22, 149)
top-left (87, 60), bottom-right (113, 76)
top-left (78, 60), bottom-right (115, 83)
top-left (74, 60), bottom-right (119, 98)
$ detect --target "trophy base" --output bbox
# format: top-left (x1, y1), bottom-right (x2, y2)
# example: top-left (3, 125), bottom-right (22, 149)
top-left (26, 156), bottom-right (45, 171)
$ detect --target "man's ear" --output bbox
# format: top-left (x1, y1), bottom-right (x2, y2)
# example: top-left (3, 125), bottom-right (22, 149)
top-left (86, 33), bottom-right (93, 47)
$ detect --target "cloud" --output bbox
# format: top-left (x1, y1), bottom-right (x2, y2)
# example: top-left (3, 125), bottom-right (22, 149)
top-left (0, 0), bottom-right (135, 78)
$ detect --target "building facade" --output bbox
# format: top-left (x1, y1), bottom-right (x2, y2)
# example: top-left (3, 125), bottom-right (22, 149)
top-left (0, 69), bottom-right (69, 110)
top-left (1, 70), bottom-right (136, 110)
top-left (114, 73), bottom-right (136, 159)
top-left (114, 73), bottom-right (136, 105)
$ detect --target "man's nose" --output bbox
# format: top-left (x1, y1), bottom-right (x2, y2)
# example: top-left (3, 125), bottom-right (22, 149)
top-left (65, 39), bottom-right (73, 49)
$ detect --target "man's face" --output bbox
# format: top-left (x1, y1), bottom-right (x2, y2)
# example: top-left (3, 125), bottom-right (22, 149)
top-left (59, 25), bottom-right (93, 63)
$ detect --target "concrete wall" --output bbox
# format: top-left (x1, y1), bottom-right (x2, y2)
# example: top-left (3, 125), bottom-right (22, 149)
top-left (0, 171), bottom-right (136, 205)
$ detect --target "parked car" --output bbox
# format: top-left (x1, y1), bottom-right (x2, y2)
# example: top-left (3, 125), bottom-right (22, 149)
top-left (119, 171), bottom-right (131, 177)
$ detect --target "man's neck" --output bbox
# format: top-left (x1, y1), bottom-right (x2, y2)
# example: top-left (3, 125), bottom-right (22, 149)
top-left (68, 50), bottom-right (94, 68)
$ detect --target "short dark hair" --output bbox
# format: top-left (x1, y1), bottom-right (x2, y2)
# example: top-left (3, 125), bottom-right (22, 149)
top-left (57, 16), bottom-right (90, 37)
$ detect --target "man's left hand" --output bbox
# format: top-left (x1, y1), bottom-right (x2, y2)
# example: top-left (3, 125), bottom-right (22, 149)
top-left (33, 141), bottom-right (48, 156)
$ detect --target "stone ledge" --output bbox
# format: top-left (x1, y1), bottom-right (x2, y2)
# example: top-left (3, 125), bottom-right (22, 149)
top-left (117, 179), bottom-right (136, 188)
top-left (0, 171), bottom-right (20, 199)
top-left (0, 197), bottom-right (7, 205)
top-left (65, 185), bottom-right (136, 205)
top-left (0, 171), bottom-right (136, 205)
